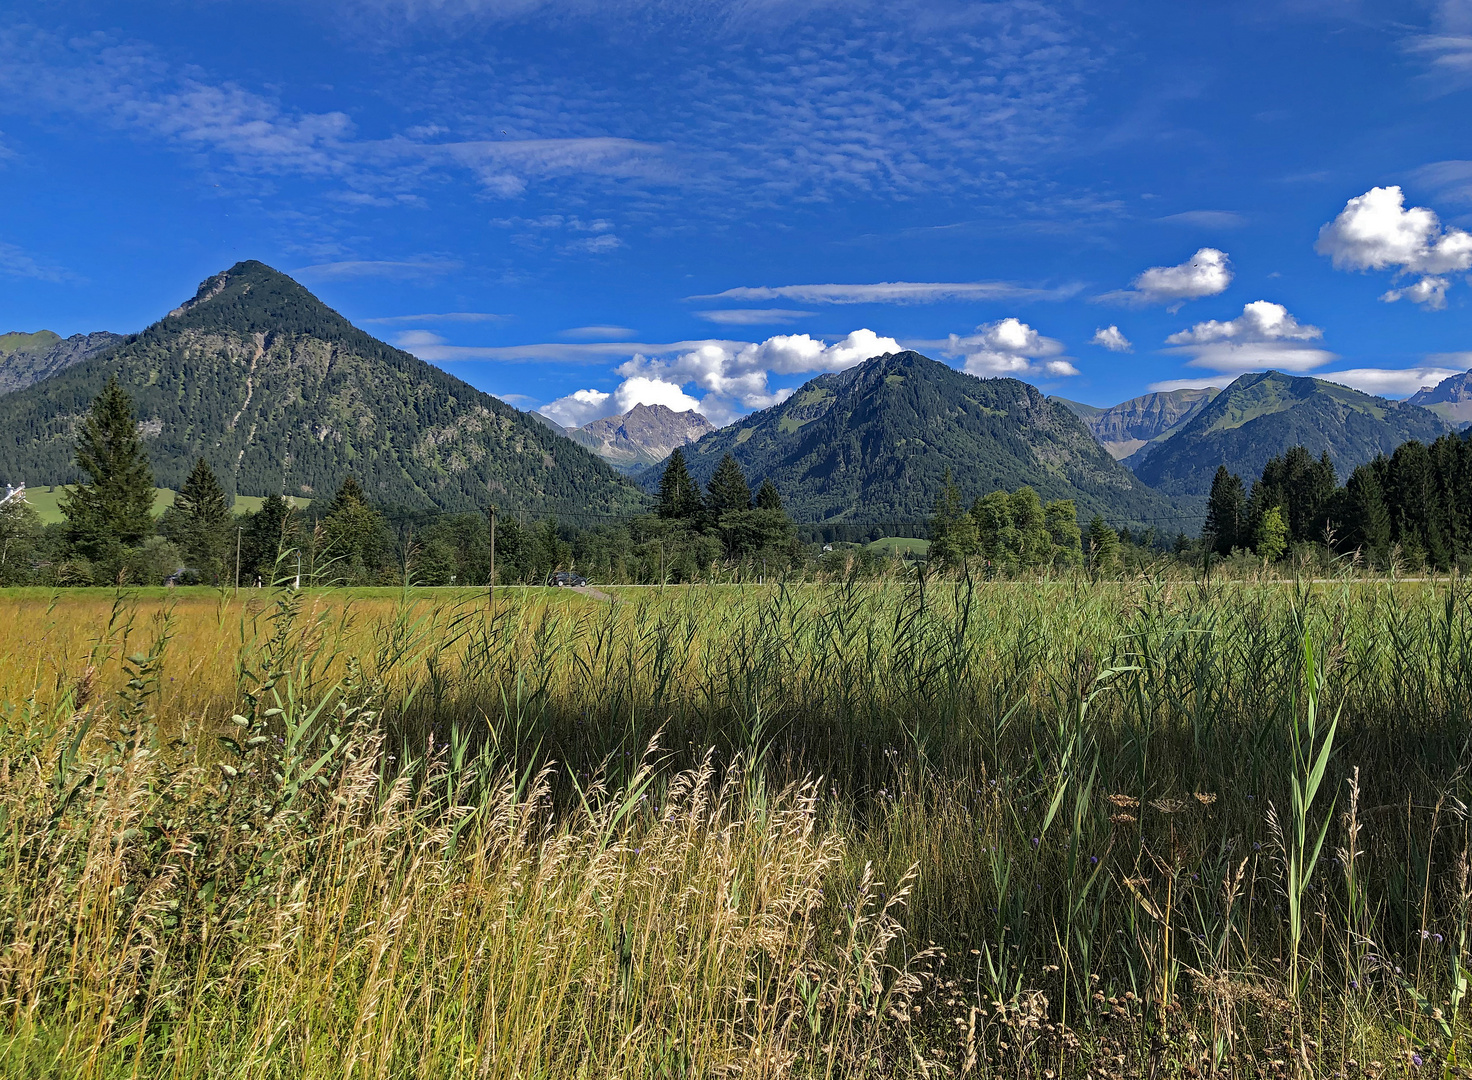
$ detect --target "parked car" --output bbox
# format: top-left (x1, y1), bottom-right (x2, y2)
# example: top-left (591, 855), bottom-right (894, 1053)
top-left (546, 570), bottom-right (588, 588)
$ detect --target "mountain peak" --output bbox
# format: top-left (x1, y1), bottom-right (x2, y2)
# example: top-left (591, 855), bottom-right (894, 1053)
top-left (1133, 370), bottom-right (1452, 495)
top-left (161, 261), bottom-right (354, 340)
top-left (570, 402), bottom-right (713, 473)
top-left (1408, 369), bottom-right (1472, 428)
top-left (653, 349), bottom-right (1175, 526)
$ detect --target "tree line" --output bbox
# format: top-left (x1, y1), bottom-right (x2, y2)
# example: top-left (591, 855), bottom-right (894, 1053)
top-left (0, 379), bottom-right (836, 587)
top-left (1202, 432), bottom-right (1472, 569)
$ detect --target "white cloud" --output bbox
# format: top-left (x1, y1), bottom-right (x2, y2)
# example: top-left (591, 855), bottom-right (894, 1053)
top-left (941, 318), bottom-right (1078, 378)
top-left (540, 376), bottom-right (704, 428)
top-left (1315, 186), bottom-right (1472, 309)
top-left (1426, 350), bottom-right (1472, 369)
top-left (295, 257), bottom-right (461, 279)
top-left (1315, 366), bottom-right (1467, 398)
top-left (614, 328), bottom-right (901, 424)
top-left (393, 330), bottom-right (448, 348)
top-left (559, 325), bottom-right (636, 340)
top-left (694, 309), bottom-right (815, 325)
top-left (1095, 248), bottom-right (1233, 310)
top-left (689, 281), bottom-right (1080, 305)
top-left (1411, 160), bottom-right (1472, 203)
top-left (362, 312), bottom-right (506, 324)
top-left (1165, 300), bottom-right (1334, 374)
top-left (1405, 0), bottom-right (1472, 87)
top-left (402, 338), bottom-right (739, 364)
top-left (1147, 376), bottom-right (1232, 392)
top-left (538, 388), bottom-right (613, 428)
top-left (0, 239), bottom-right (73, 283)
top-left (1090, 325), bottom-right (1132, 352)
top-left (1155, 211), bottom-right (1247, 228)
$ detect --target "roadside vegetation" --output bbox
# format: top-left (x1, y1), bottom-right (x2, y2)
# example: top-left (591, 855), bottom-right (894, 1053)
top-left (2, 569), bottom-right (1471, 1077)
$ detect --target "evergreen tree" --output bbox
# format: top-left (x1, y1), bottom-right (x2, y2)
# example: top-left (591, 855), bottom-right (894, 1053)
top-left (174, 458), bottom-right (232, 582)
top-left (706, 454), bottom-right (753, 518)
top-left (1342, 462), bottom-right (1392, 567)
top-left (755, 479), bottom-right (783, 512)
top-left (656, 448), bottom-right (702, 522)
top-left (61, 377), bottom-right (156, 561)
top-left (1203, 465), bottom-right (1246, 556)
top-left (1087, 515), bottom-right (1121, 574)
top-left (322, 476), bottom-right (386, 584)
top-left (1255, 505), bottom-right (1289, 561)
top-left (240, 495), bottom-right (300, 585)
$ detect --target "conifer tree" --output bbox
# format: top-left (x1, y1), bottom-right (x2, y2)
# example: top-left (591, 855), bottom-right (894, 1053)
top-left (706, 454), bottom-right (753, 518)
top-left (1343, 462), bottom-right (1392, 567)
top-left (175, 458), bottom-right (232, 582)
top-left (322, 476), bottom-right (386, 583)
top-left (657, 448), bottom-right (702, 522)
top-left (755, 479), bottom-right (783, 512)
top-left (61, 377), bottom-right (155, 560)
top-left (1203, 465), bottom-right (1246, 556)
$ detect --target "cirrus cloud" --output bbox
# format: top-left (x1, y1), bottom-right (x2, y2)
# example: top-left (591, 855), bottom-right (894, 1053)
top-left (688, 281), bottom-right (1080, 305)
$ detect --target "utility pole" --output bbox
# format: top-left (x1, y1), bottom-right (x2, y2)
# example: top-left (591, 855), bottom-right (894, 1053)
top-left (234, 526), bottom-right (243, 597)
top-left (487, 504), bottom-right (497, 609)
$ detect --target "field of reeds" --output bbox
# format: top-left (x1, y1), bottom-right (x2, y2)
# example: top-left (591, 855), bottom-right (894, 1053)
top-left (2, 571), bottom-right (1471, 1079)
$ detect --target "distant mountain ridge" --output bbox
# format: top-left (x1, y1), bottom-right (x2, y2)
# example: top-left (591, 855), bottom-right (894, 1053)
top-left (649, 350), bottom-right (1182, 526)
top-left (1056, 387), bottom-right (1221, 461)
top-left (0, 261), bottom-right (647, 515)
top-left (565, 403), bottom-right (713, 473)
top-left (1133, 370), bottom-right (1452, 496)
top-left (1408, 370), bottom-right (1472, 428)
top-left (0, 330), bottom-right (124, 397)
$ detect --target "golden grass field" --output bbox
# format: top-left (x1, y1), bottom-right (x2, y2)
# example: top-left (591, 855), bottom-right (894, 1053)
top-left (2, 575), bottom-right (1471, 1078)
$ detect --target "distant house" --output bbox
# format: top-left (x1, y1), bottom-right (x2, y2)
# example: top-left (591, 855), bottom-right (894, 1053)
top-left (1, 482), bottom-right (25, 506)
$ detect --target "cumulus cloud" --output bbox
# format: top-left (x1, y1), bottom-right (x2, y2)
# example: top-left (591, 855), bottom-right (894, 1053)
top-left (1090, 325), bottom-right (1132, 352)
top-left (613, 328), bottom-right (901, 424)
top-left (1314, 366), bottom-right (1467, 398)
top-left (1315, 186), bottom-right (1472, 309)
top-left (1165, 301), bottom-right (1334, 374)
top-left (941, 318), bottom-right (1078, 378)
top-left (539, 376), bottom-right (705, 428)
top-left (689, 281), bottom-right (1079, 305)
top-left (1095, 248), bottom-right (1233, 311)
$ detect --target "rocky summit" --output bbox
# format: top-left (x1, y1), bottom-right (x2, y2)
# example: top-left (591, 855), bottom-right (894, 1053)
top-left (567, 403), bottom-right (713, 473)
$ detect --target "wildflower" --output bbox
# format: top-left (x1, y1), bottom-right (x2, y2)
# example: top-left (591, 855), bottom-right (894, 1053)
top-left (1411, 1054), bottom-right (1423, 1068)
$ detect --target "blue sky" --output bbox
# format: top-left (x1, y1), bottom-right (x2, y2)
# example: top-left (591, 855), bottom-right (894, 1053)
top-left (2, 0), bottom-right (1470, 426)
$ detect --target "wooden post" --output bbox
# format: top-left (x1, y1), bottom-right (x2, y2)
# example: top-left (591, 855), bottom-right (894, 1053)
top-left (487, 504), bottom-right (497, 609)
top-left (235, 526), bottom-right (243, 596)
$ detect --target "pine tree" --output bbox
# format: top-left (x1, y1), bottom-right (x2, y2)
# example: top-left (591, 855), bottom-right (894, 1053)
top-left (241, 495), bottom-right (299, 585)
top-left (1343, 462), bottom-right (1391, 567)
top-left (322, 476), bottom-right (386, 584)
top-left (657, 448), bottom-right (702, 522)
top-left (1203, 465), bottom-right (1246, 556)
top-left (706, 454), bottom-right (753, 518)
top-left (61, 377), bottom-right (156, 561)
top-left (755, 479), bottom-right (783, 512)
top-left (175, 458), bottom-right (232, 582)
